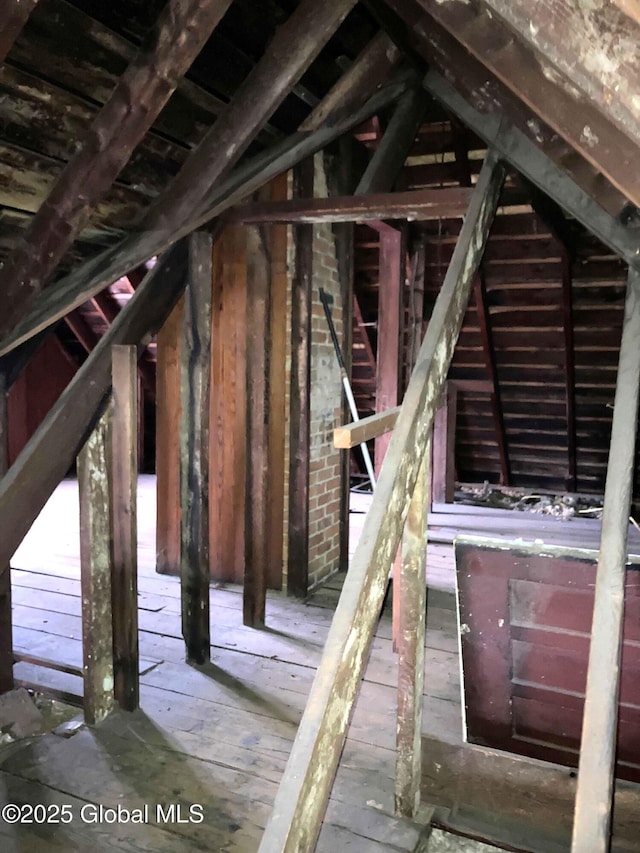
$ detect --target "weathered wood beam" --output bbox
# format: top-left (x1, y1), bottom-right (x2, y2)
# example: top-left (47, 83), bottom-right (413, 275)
top-left (561, 250), bottom-right (577, 493)
top-left (110, 345), bottom-right (139, 711)
top-left (334, 406), bottom-right (401, 448)
top-left (300, 31), bottom-right (400, 132)
top-left (0, 76), bottom-right (409, 360)
top-left (431, 383), bottom-right (457, 504)
top-left (244, 223), bottom-right (270, 626)
top-left (0, 0), bottom-right (233, 340)
top-left (0, 242), bottom-right (188, 570)
top-left (142, 0), bottom-right (358, 236)
top-left (287, 159), bottom-right (314, 599)
top-left (615, 0), bottom-right (640, 25)
top-left (395, 439), bottom-right (430, 817)
top-left (78, 408), bottom-right (115, 725)
top-left (356, 86), bottom-right (430, 194)
top-left (0, 372), bottom-right (13, 694)
top-left (571, 268), bottom-right (640, 852)
top-left (180, 234), bottom-right (212, 664)
top-left (478, 0), bottom-right (640, 150)
top-left (473, 274), bottom-right (510, 486)
top-left (230, 187), bottom-right (473, 225)
top-left (399, 0), bottom-right (640, 207)
top-left (422, 70), bottom-right (640, 269)
top-left (0, 0), bottom-right (39, 64)
top-left (258, 151), bottom-right (506, 853)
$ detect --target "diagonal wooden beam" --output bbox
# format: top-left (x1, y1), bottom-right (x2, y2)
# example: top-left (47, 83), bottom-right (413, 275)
top-left (0, 76), bottom-right (409, 360)
top-left (0, 0), bottom-right (39, 64)
top-left (571, 268), bottom-right (640, 852)
top-left (142, 0), bottom-right (358, 236)
top-left (258, 150), bottom-right (506, 853)
top-left (473, 273), bottom-right (510, 486)
top-left (0, 241), bottom-right (188, 570)
top-left (64, 309), bottom-right (98, 355)
top-left (421, 70), bottom-right (640, 269)
top-left (0, 0), bottom-right (234, 340)
top-left (299, 30), bottom-right (401, 132)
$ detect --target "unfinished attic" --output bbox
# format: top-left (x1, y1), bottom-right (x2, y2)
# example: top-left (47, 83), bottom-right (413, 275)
top-left (2, 0), bottom-right (640, 850)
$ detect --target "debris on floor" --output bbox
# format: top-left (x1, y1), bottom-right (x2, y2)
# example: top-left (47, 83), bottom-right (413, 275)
top-left (457, 483), bottom-right (603, 519)
top-left (0, 687), bottom-right (44, 741)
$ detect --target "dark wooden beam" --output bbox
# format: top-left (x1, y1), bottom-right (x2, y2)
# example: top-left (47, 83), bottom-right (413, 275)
top-left (0, 242), bottom-right (188, 570)
top-left (397, 0), bottom-right (640, 207)
top-left (356, 86), bottom-right (430, 194)
top-left (474, 273), bottom-right (510, 486)
top-left (64, 309), bottom-right (98, 355)
top-left (0, 372), bottom-right (13, 694)
top-left (571, 268), bottom-right (640, 851)
top-left (375, 228), bottom-right (403, 472)
top-left (287, 159), bottom-right (314, 598)
top-left (78, 409), bottom-right (115, 725)
top-left (230, 187), bottom-right (473, 225)
top-left (0, 76), bottom-right (409, 360)
top-left (244, 223), bottom-right (270, 626)
top-left (142, 0), bottom-right (358, 236)
top-left (180, 234), bottom-right (212, 664)
top-left (0, 0), bottom-right (39, 63)
top-left (422, 70), bottom-right (640, 268)
top-left (258, 151), bottom-right (506, 853)
top-left (562, 252), bottom-right (577, 492)
top-left (110, 345), bottom-right (139, 711)
top-left (300, 31), bottom-right (400, 132)
top-left (0, 0), bottom-right (234, 339)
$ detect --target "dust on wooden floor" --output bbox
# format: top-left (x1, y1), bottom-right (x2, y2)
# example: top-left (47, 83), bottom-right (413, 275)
top-left (2, 477), bottom-right (457, 852)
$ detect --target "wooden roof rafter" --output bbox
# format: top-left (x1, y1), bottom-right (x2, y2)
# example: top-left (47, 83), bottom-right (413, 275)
top-left (0, 0), bottom-right (40, 63)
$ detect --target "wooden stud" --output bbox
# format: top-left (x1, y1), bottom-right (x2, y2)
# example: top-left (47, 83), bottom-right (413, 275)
top-left (561, 250), bottom-right (577, 492)
top-left (78, 408), bottom-right (115, 725)
top-left (0, 242), bottom-right (188, 570)
top-left (155, 298), bottom-right (184, 576)
top-left (395, 436), bottom-right (430, 818)
top-left (571, 269), bottom-right (640, 852)
top-left (258, 151), bottom-right (505, 853)
top-left (431, 383), bottom-right (457, 504)
top-left (0, 77), bottom-right (409, 359)
top-left (287, 159), bottom-right (314, 598)
top-left (0, 372), bottom-right (13, 694)
top-left (110, 345), bottom-right (138, 711)
top-left (375, 228), bottom-right (403, 472)
top-left (180, 234), bottom-right (213, 664)
top-left (244, 223), bottom-right (271, 627)
top-left (0, 0), bottom-right (234, 339)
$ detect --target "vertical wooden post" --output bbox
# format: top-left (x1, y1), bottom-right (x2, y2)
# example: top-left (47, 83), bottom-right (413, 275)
top-left (111, 345), bottom-right (139, 711)
top-left (244, 223), bottom-right (271, 627)
top-left (375, 228), bottom-right (403, 472)
top-left (561, 248), bottom-right (577, 492)
top-left (287, 158), bottom-right (314, 597)
top-left (571, 268), bottom-right (640, 853)
top-left (431, 383), bottom-right (457, 505)
top-left (0, 371), bottom-right (13, 693)
top-left (395, 435), bottom-right (430, 818)
top-left (181, 233), bottom-right (213, 664)
top-left (78, 408), bottom-right (115, 725)
top-left (155, 298), bottom-right (184, 575)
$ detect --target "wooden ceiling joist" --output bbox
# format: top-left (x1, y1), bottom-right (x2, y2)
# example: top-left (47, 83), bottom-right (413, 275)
top-left (141, 0), bottom-right (359, 235)
top-left (0, 0), bottom-right (235, 339)
top-left (0, 76), bottom-right (410, 359)
top-left (0, 0), bottom-right (39, 64)
top-left (230, 187), bottom-right (473, 225)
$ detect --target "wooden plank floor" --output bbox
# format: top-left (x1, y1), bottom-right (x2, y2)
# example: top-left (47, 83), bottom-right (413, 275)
top-left (2, 477), bottom-right (458, 852)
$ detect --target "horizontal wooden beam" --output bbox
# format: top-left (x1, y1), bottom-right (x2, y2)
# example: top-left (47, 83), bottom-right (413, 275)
top-left (229, 187), bottom-right (473, 225)
top-left (0, 78), bottom-right (409, 360)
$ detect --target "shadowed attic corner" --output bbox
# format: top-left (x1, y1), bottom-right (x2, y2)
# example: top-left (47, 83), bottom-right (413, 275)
top-left (0, 1), bottom-right (639, 852)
